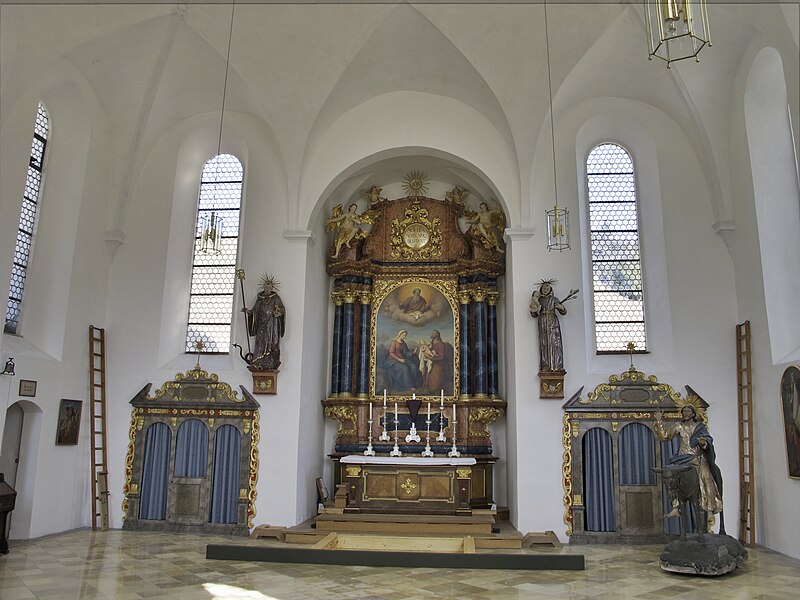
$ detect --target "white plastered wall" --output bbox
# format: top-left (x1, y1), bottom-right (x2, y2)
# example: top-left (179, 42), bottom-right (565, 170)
top-left (0, 68), bottom-right (113, 539)
top-left (728, 41), bottom-right (800, 560)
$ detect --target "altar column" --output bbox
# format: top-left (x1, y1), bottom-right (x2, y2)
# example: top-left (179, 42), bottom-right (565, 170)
top-left (458, 290), bottom-right (472, 397)
top-left (472, 288), bottom-right (488, 398)
top-left (330, 292), bottom-right (344, 397)
top-left (487, 291), bottom-right (500, 398)
top-left (340, 292), bottom-right (356, 396)
top-left (357, 292), bottom-right (372, 398)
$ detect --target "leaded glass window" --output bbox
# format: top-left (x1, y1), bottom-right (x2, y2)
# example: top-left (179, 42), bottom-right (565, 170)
top-left (5, 103), bottom-right (49, 335)
top-left (586, 143), bottom-right (646, 352)
top-left (185, 154), bottom-right (243, 353)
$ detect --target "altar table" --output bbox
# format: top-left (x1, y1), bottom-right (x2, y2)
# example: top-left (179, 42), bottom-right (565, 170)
top-left (335, 455), bottom-right (486, 514)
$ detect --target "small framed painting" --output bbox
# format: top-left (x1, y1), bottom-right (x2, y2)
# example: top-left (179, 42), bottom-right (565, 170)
top-left (56, 399), bottom-right (82, 446)
top-left (18, 379), bottom-right (37, 397)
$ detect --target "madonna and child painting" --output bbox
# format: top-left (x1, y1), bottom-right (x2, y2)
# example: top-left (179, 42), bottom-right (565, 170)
top-left (374, 283), bottom-right (454, 397)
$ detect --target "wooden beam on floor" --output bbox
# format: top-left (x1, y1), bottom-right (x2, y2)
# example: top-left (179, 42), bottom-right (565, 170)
top-left (522, 531), bottom-right (562, 547)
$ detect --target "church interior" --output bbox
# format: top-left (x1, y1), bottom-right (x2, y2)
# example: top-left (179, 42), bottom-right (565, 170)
top-left (1, 1), bottom-right (799, 596)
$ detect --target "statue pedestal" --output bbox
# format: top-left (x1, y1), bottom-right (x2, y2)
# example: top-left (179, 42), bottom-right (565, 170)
top-left (250, 369), bottom-right (279, 395)
top-left (538, 371), bottom-right (565, 399)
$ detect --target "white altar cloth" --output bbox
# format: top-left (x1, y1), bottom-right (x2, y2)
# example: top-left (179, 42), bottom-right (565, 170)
top-left (340, 455), bottom-right (476, 466)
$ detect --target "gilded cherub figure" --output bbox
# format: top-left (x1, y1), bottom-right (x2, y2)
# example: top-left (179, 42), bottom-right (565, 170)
top-left (326, 203), bottom-right (379, 259)
top-left (464, 200), bottom-right (506, 253)
top-left (445, 186), bottom-right (469, 205)
top-left (363, 185), bottom-right (386, 206)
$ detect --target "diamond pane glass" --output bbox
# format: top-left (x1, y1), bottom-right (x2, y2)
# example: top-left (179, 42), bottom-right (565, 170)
top-left (185, 154), bottom-right (243, 353)
top-left (586, 143), bottom-right (646, 352)
top-left (5, 102), bottom-right (48, 334)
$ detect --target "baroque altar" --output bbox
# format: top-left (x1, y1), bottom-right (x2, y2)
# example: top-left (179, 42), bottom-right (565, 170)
top-left (322, 178), bottom-right (506, 513)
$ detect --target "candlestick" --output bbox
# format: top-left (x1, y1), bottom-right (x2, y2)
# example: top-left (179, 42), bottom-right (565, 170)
top-left (448, 402), bottom-right (460, 458)
top-left (422, 408), bottom-right (434, 457)
top-left (390, 403), bottom-right (402, 456)
top-left (379, 396), bottom-right (389, 441)
top-left (364, 402), bottom-right (376, 456)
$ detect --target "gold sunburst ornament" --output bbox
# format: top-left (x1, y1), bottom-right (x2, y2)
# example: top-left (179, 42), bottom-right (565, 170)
top-left (402, 171), bottom-right (429, 199)
top-left (675, 394), bottom-right (707, 423)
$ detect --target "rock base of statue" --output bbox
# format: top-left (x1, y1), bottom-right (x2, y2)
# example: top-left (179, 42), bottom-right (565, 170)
top-left (660, 533), bottom-right (747, 576)
top-left (538, 371), bottom-right (565, 399)
top-left (250, 368), bottom-right (278, 395)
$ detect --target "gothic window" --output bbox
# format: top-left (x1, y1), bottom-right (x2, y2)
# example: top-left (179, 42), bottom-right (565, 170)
top-left (586, 143), bottom-right (646, 352)
top-left (4, 103), bottom-right (49, 335)
top-left (185, 154), bottom-right (243, 353)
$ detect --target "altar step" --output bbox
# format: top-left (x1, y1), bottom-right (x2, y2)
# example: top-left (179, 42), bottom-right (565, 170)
top-left (282, 513), bottom-right (525, 549)
top-left (315, 512), bottom-right (495, 535)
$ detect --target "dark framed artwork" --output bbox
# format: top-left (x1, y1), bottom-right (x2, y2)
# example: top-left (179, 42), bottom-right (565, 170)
top-left (18, 379), bottom-right (37, 397)
top-left (55, 399), bottom-right (82, 446)
top-left (781, 365), bottom-right (800, 479)
top-left (373, 280), bottom-right (457, 397)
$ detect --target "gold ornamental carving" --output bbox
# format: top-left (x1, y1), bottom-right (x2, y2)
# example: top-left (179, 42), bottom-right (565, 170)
top-left (248, 411), bottom-right (260, 529)
top-left (122, 412), bottom-right (138, 519)
top-left (390, 200), bottom-right (443, 260)
top-left (456, 467), bottom-right (472, 479)
top-left (325, 406), bottom-right (357, 435)
top-left (400, 478), bottom-right (417, 494)
top-left (468, 407), bottom-right (504, 438)
top-left (562, 413), bottom-right (574, 536)
top-left (346, 466), bottom-right (362, 477)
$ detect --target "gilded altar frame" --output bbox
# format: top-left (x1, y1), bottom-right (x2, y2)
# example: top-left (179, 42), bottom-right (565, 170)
top-left (370, 276), bottom-right (460, 400)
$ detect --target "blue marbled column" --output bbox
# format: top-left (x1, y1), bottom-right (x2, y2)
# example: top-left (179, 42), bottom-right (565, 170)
top-left (340, 294), bottom-right (356, 396)
top-left (487, 292), bottom-right (499, 397)
top-left (473, 290), bottom-right (488, 398)
top-left (330, 294), bottom-right (344, 396)
top-left (458, 291), bottom-right (471, 397)
top-left (357, 295), bottom-right (371, 397)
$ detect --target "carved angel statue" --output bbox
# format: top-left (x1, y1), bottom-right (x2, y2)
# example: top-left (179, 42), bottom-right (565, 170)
top-left (363, 185), bottom-right (386, 206)
top-left (464, 200), bottom-right (506, 253)
top-left (326, 203), bottom-right (379, 259)
top-left (445, 186), bottom-right (469, 204)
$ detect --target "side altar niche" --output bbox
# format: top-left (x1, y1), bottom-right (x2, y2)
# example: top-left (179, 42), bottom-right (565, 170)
top-left (322, 180), bottom-right (506, 513)
top-left (122, 366), bottom-right (259, 535)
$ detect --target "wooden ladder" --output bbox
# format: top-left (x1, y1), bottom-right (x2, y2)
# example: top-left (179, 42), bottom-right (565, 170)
top-left (89, 326), bottom-right (109, 531)
top-left (736, 321), bottom-right (755, 546)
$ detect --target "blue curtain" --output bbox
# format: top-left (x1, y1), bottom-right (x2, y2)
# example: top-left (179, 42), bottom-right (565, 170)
top-left (661, 437), bottom-right (698, 534)
top-left (209, 424), bottom-right (241, 524)
top-left (618, 423), bottom-right (656, 485)
top-left (174, 419), bottom-right (209, 478)
top-left (139, 422), bottom-right (171, 520)
top-left (583, 428), bottom-right (616, 532)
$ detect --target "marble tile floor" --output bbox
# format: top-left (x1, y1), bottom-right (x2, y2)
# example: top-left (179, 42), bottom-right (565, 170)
top-left (1, 529), bottom-right (798, 600)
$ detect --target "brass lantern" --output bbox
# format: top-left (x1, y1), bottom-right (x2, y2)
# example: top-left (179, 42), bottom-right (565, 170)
top-left (645, 1), bottom-right (711, 68)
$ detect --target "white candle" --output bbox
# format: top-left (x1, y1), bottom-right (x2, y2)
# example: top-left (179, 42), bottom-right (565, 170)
top-left (369, 402), bottom-right (373, 421)
top-left (452, 403), bottom-right (457, 423)
top-left (383, 389), bottom-right (387, 407)
top-left (413, 392), bottom-right (416, 400)
top-left (427, 402), bottom-right (431, 418)
top-left (440, 389), bottom-right (444, 408)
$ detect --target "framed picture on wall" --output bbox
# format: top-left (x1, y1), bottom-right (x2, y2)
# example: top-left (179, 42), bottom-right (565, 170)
top-left (55, 399), bottom-right (82, 446)
top-left (781, 366), bottom-right (800, 479)
top-left (18, 379), bottom-right (37, 397)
